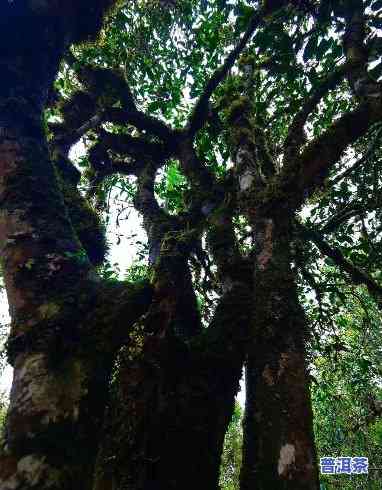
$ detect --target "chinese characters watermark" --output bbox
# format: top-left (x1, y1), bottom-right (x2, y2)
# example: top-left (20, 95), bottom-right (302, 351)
top-left (320, 457), bottom-right (368, 475)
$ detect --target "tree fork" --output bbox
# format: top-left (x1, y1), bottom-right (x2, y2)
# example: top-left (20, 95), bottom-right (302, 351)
top-left (94, 250), bottom-right (252, 490)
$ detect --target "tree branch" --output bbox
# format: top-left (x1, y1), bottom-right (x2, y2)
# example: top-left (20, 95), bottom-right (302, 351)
top-left (328, 124), bottom-right (382, 187)
top-left (283, 63), bottom-right (349, 160)
top-left (193, 281), bottom-right (252, 365)
top-left (134, 161), bottom-right (176, 265)
top-left (86, 145), bottom-right (146, 199)
top-left (64, 111), bottom-right (105, 146)
top-left (98, 128), bottom-right (169, 162)
top-left (177, 138), bottom-right (215, 193)
top-left (298, 223), bottom-right (382, 303)
top-left (186, 10), bottom-right (264, 137)
top-left (64, 56), bottom-right (174, 143)
top-left (206, 211), bottom-right (252, 294)
top-left (282, 100), bottom-right (382, 206)
top-left (71, 61), bottom-right (136, 110)
top-left (89, 280), bottom-right (154, 355)
top-left (319, 204), bottom-right (364, 234)
top-left (343, 1), bottom-right (381, 100)
top-left (105, 107), bottom-right (174, 143)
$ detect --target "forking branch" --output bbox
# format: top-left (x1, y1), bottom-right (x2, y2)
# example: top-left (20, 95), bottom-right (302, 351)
top-left (186, 9), bottom-right (265, 137)
top-left (298, 223), bottom-right (382, 305)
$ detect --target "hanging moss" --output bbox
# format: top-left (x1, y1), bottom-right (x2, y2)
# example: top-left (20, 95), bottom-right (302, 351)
top-left (225, 96), bottom-right (250, 123)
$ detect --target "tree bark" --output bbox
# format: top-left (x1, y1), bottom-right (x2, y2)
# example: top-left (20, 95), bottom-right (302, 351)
top-left (0, 97), bottom-right (99, 490)
top-left (240, 211), bottom-right (319, 490)
top-left (0, 117), bottom-right (152, 489)
top-left (0, 5), bottom-right (122, 488)
top-left (94, 252), bottom-right (251, 490)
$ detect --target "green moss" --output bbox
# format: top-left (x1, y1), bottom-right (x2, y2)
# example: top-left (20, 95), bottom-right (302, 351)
top-left (231, 126), bottom-right (256, 150)
top-left (238, 53), bottom-right (257, 67)
top-left (38, 302), bottom-right (61, 320)
top-left (225, 96), bottom-right (251, 124)
top-left (57, 174), bottom-right (108, 267)
top-left (24, 258), bottom-right (35, 270)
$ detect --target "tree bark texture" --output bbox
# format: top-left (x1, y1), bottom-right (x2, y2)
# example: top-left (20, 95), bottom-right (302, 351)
top-left (0, 3), bottom-right (122, 488)
top-left (3, 2), bottom-right (380, 489)
top-left (93, 245), bottom-right (252, 490)
top-left (240, 211), bottom-right (319, 490)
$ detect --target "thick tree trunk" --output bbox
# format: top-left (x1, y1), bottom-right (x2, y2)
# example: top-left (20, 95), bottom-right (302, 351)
top-left (0, 13), bottom-right (115, 487)
top-left (0, 119), bottom-right (152, 489)
top-left (240, 212), bottom-right (319, 490)
top-left (0, 84), bottom-right (108, 488)
top-left (96, 341), bottom-right (239, 490)
top-left (94, 270), bottom-right (251, 490)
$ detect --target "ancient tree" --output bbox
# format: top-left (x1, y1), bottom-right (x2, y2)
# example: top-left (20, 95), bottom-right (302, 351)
top-left (0, 1), bottom-right (382, 489)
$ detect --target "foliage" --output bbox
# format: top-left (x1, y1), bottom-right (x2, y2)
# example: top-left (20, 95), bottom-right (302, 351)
top-left (307, 286), bottom-right (382, 489)
top-left (220, 402), bottom-right (243, 490)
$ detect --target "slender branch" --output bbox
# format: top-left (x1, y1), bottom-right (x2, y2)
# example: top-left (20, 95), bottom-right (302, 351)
top-left (295, 244), bottom-right (327, 332)
top-left (298, 223), bottom-right (382, 302)
top-left (283, 63), bottom-right (349, 160)
top-left (187, 10), bottom-right (264, 137)
top-left (283, 101), bottom-right (382, 206)
top-left (276, 4), bottom-right (382, 209)
top-left (66, 111), bottom-right (105, 145)
top-left (329, 125), bottom-right (382, 187)
top-left (320, 204), bottom-right (364, 234)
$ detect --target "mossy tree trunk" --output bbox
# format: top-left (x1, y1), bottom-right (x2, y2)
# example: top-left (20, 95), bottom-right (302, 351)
top-left (2, 2), bottom-right (381, 490)
top-left (240, 210), bottom-right (319, 490)
top-left (0, 2), bottom-right (133, 489)
top-left (95, 326), bottom-right (245, 490)
top-left (224, 72), bottom-right (321, 488)
top-left (0, 92), bottom-right (99, 490)
top-left (93, 206), bottom-right (252, 490)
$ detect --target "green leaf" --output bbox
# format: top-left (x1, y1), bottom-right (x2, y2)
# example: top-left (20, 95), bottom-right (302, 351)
top-left (303, 36), bottom-right (318, 62)
top-left (371, 0), bottom-right (382, 11)
top-left (370, 17), bottom-right (382, 28)
top-left (369, 61), bottom-right (382, 80)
